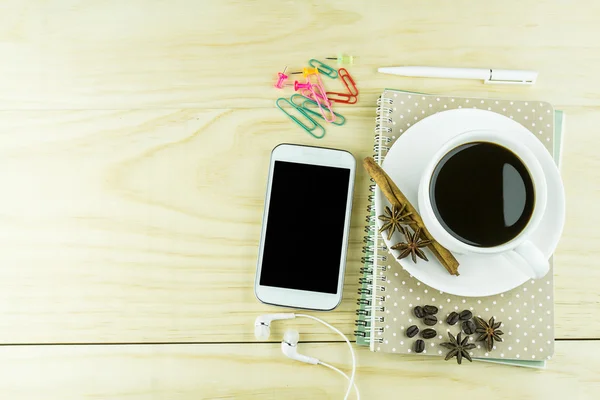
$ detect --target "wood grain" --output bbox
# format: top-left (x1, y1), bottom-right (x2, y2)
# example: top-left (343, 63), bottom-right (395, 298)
top-left (0, 108), bottom-right (597, 342)
top-left (0, 342), bottom-right (598, 399)
top-left (0, 108), bottom-right (374, 343)
top-left (1, 0), bottom-right (599, 396)
top-left (0, 1), bottom-right (599, 110)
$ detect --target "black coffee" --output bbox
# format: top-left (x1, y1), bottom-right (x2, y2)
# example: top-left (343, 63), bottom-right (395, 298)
top-left (430, 142), bottom-right (534, 247)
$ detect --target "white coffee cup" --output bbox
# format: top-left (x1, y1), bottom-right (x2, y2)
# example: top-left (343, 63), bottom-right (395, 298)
top-left (418, 130), bottom-right (549, 279)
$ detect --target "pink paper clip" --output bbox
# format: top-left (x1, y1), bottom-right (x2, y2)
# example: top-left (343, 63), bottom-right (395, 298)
top-left (300, 86), bottom-right (326, 102)
top-left (274, 66), bottom-right (289, 89)
top-left (305, 73), bottom-right (330, 104)
top-left (304, 81), bottom-right (336, 123)
top-left (291, 80), bottom-right (335, 123)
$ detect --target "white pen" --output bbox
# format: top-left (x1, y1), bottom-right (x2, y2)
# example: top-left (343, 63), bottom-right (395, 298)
top-left (378, 66), bottom-right (538, 85)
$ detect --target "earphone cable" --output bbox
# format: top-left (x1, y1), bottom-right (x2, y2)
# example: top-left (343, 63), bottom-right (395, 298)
top-left (318, 361), bottom-right (360, 400)
top-left (295, 314), bottom-right (357, 400)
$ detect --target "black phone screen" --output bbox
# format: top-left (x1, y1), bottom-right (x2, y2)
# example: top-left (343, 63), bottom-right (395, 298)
top-left (259, 161), bottom-right (351, 294)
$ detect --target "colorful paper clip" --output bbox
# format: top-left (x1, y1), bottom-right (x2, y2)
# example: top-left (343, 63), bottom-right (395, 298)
top-left (300, 85), bottom-right (326, 103)
top-left (291, 77), bottom-right (336, 123)
top-left (274, 66), bottom-right (288, 89)
top-left (305, 72), bottom-right (330, 101)
top-left (303, 79), bottom-right (336, 123)
top-left (290, 94), bottom-right (346, 126)
top-left (325, 54), bottom-right (355, 65)
top-left (326, 92), bottom-right (357, 104)
top-left (276, 98), bottom-right (325, 139)
top-left (339, 68), bottom-right (358, 96)
top-left (326, 68), bottom-right (359, 104)
top-left (308, 59), bottom-right (338, 79)
top-left (290, 67), bottom-right (319, 78)
top-left (297, 68), bottom-right (331, 107)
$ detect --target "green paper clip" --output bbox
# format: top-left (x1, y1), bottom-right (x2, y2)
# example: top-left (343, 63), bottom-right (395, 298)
top-left (276, 98), bottom-right (326, 139)
top-left (290, 94), bottom-right (346, 126)
top-left (309, 59), bottom-right (338, 79)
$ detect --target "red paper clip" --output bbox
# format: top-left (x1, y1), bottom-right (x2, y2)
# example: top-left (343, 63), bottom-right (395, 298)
top-left (326, 92), bottom-right (357, 104)
top-left (339, 68), bottom-right (358, 96)
top-left (326, 68), bottom-right (358, 104)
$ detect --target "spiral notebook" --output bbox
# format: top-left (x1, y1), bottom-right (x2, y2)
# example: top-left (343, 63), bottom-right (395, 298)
top-left (355, 90), bottom-right (565, 368)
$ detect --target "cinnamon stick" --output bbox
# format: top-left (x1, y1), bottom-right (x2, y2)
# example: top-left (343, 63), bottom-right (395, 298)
top-left (363, 157), bottom-right (460, 276)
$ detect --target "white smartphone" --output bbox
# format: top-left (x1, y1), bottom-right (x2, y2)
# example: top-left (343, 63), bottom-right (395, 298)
top-left (255, 144), bottom-right (356, 310)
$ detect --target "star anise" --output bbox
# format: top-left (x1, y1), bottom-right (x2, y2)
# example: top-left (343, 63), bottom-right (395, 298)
top-left (440, 332), bottom-right (476, 364)
top-left (474, 316), bottom-right (504, 351)
top-left (378, 204), bottom-right (412, 240)
top-left (390, 226), bottom-right (432, 263)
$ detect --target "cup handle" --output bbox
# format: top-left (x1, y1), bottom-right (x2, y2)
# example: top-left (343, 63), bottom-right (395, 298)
top-left (510, 241), bottom-right (550, 279)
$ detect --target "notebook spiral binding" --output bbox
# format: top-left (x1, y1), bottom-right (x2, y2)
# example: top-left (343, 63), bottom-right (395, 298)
top-left (354, 94), bottom-right (394, 346)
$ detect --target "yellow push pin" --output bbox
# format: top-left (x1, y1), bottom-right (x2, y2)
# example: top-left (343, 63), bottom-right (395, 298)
top-left (290, 67), bottom-right (320, 78)
top-left (326, 54), bottom-right (355, 65)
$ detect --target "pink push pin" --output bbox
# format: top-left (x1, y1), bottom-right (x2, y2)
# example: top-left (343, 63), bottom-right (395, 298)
top-left (293, 81), bottom-right (312, 91)
top-left (274, 66), bottom-right (289, 89)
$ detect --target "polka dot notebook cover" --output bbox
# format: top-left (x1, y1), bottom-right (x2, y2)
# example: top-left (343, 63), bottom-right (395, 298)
top-left (355, 90), bottom-right (564, 368)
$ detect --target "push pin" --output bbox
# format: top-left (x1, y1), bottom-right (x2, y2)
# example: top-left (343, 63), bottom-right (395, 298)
top-left (291, 81), bottom-right (312, 91)
top-left (290, 67), bottom-right (319, 77)
top-left (325, 54), bottom-right (355, 65)
top-left (274, 66), bottom-right (289, 89)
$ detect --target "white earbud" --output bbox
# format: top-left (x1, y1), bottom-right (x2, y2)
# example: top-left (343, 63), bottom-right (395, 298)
top-left (253, 313), bottom-right (359, 399)
top-left (254, 313), bottom-right (296, 341)
top-left (281, 329), bottom-right (319, 365)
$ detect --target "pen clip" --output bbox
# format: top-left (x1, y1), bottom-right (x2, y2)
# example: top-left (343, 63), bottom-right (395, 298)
top-left (484, 78), bottom-right (536, 85)
top-left (485, 69), bottom-right (538, 85)
top-left (483, 79), bottom-right (535, 86)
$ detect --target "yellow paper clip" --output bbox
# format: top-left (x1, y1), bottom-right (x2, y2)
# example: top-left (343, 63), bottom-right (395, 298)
top-left (276, 98), bottom-right (326, 139)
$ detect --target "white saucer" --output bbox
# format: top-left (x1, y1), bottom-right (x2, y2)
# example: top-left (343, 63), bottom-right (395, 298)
top-left (375, 109), bottom-right (565, 297)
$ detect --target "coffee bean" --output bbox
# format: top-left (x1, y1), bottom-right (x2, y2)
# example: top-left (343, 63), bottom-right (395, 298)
top-left (446, 312), bottom-right (459, 325)
top-left (413, 306), bottom-right (425, 318)
top-left (421, 328), bottom-right (437, 339)
top-left (423, 315), bottom-right (437, 326)
top-left (414, 339), bottom-right (425, 353)
top-left (459, 310), bottom-right (473, 321)
top-left (423, 305), bottom-right (438, 315)
top-left (406, 325), bottom-right (419, 338)
top-left (462, 320), bottom-right (476, 335)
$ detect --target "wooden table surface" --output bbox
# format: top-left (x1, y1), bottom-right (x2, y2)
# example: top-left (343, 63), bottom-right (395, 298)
top-left (1, 1), bottom-right (599, 398)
